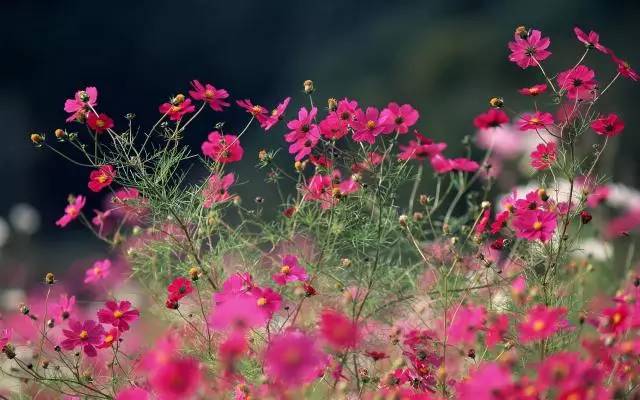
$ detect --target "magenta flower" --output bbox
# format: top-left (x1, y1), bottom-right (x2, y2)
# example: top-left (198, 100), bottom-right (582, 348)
top-left (518, 304), bottom-right (568, 343)
top-left (513, 209), bottom-right (557, 242)
top-left (236, 99), bottom-right (269, 125)
top-left (158, 98), bottom-right (196, 121)
top-left (380, 102), bottom-right (419, 134)
top-left (429, 154), bottom-right (454, 174)
top-left (319, 309), bottom-right (359, 350)
top-left (447, 304), bottom-right (486, 345)
top-left (64, 86), bottom-right (98, 122)
top-left (53, 294), bottom-right (76, 321)
top-left (0, 328), bottom-right (11, 349)
top-left (272, 254), bottom-right (308, 285)
top-left (518, 83), bottom-right (548, 96)
top-left (288, 129), bottom-right (320, 161)
top-left (189, 80), bottom-right (230, 111)
top-left (518, 111), bottom-right (554, 131)
top-left (398, 131), bottom-right (447, 161)
top-left (557, 65), bottom-right (597, 100)
top-left (201, 131), bottom-right (244, 163)
top-left (574, 27), bottom-right (608, 53)
top-left (352, 107), bottom-right (386, 144)
top-left (61, 319), bottom-right (105, 357)
top-left (203, 172), bottom-right (235, 208)
top-left (250, 286), bottom-right (282, 319)
top-left (456, 363), bottom-right (513, 399)
top-left (208, 295), bottom-right (267, 331)
top-left (87, 112), bottom-right (114, 133)
top-left (148, 357), bottom-right (202, 399)
top-left (530, 142), bottom-right (557, 170)
top-left (56, 195), bottom-right (86, 228)
top-left (473, 109), bottom-right (509, 130)
top-left (591, 113), bottom-right (624, 137)
top-left (84, 259), bottom-right (111, 284)
top-left (97, 300), bottom-right (140, 332)
top-left (485, 314), bottom-right (509, 348)
top-left (214, 272), bottom-right (254, 305)
top-left (608, 50), bottom-right (639, 81)
top-left (319, 114), bottom-right (349, 140)
top-left (116, 387), bottom-right (150, 400)
top-left (88, 165), bottom-right (116, 192)
top-left (167, 277), bottom-right (193, 302)
top-left (97, 327), bottom-right (120, 349)
top-left (284, 107), bottom-right (321, 159)
top-left (450, 157), bottom-right (480, 172)
top-left (261, 97), bottom-right (291, 131)
top-left (92, 208), bottom-right (113, 235)
top-left (508, 29), bottom-right (552, 69)
top-left (264, 330), bottom-right (326, 387)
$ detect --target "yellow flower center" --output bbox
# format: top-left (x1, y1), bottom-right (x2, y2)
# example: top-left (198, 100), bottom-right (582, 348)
top-left (113, 310), bottom-right (124, 319)
top-left (170, 105), bottom-right (181, 113)
top-left (366, 120), bottom-right (376, 130)
top-left (79, 330), bottom-right (89, 340)
top-left (204, 89), bottom-right (215, 98)
top-left (532, 319), bottom-right (546, 332)
top-left (97, 174), bottom-right (107, 183)
top-left (251, 105), bottom-right (263, 115)
top-left (612, 312), bottom-right (623, 325)
top-left (256, 297), bottom-right (267, 306)
top-left (533, 221), bottom-right (543, 231)
top-left (93, 267), bottom-right (102, 275)
top-left (530, 117), bottom-right (540, 124)
top-left (96, 119), bottom-right (105, 128)
top-left (104, 335), bottom-right (114, 344)
top-left (280, 265), bottom-right (291, 274)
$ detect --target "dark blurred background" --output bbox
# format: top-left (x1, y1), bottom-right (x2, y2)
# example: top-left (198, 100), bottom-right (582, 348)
top-left (2, 0), bottom-right (640, 287)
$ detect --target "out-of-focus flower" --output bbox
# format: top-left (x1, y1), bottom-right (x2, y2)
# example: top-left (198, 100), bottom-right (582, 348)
top-left (518, 304), bottom-right (568, 343)
top-left (203, 173), bottom-right (235, 208)
top-left (473, 109), bottom-right (509, 130)
top-left (84, 259), bottom-right (111, 284)
top-left (264, 330), bottom-right (326, 386)
top-left (518, 83), bottom-right (548, 96)
top-left (319, 309), bottom-right (359, 350)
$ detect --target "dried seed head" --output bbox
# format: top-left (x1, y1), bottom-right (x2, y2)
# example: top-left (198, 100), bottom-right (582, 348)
top-left (538, 188), bottom-right (549, 202)
top-left (398, 214), bottom-right (408, 227)
top-left (413, 212), bottom-right (424, 222)
top-left (481, 201), bottom-right (491, 209)
top-left (340, 258), bottom-right (352, 268)
top-left (294, 160), bottom-right (306, 172)
top-left (303, 80), bottom-right (314, 94)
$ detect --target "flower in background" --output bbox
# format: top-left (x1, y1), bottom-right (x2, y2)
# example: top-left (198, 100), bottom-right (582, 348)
top-left (208, 295), bottom-right (267, 331)
top-left (0, 328), bottom-right (11, 349)
top-left (97, 300), bottom-right (140, 332)
top-left (236, 99), bottom-right (269, 125)
top-left (473, 109), bottom-right (509, 130)
top-left (518, 112), bottom-right (554, 131)
top-left (518, 83), bottom-right (547, 96)
top-left (519, 305), bottom-right (568, 343)
top-left (600, 303), bottom-right (630, 334)
top-left (272, 254), bottom-right (308, 285)
top-left (264, 330), bottom-right (326, 387)
top-left (450, 157), bottom-right (480, 172)
top-left (87, 112), bottom-right (114, 133)
top-left (586, 185), bottom-right (610, 208)
top-left (188, 80), bottom-right (230, 111)
top-left (485, 314), bottom-right (509, 348)
top-left (148, 356), bottom-right (202, 399)
top-left (608, 50), bottom-right (639, 81)
top-left (557, 65), bottom-right (597, 100)
top-left (97, 327), bottom-right (120, 349)
top-left (591, 113), bottom-right (624, 137)
top-left (88, 165), bottom-right (116, 192)
top-left (447, 304), bottom-right (486, 345)
top-left (380, 102), bottom-right (419, 134)
top-left (56, 195), bottom-right (86, 228)
top-left (352, 107), bottom-right (386, 144)
top-left (61, 319), bottom-right (105, 357)
top-left (167, 277), bottom-right (193, 302)
top-left (574, 27), bottom-right (608, 53)
top-left (115, 387), bottom-right (149, 400)
top-left (64, 86), bottom-right (98, 122)
top-left (203, 173), bottom-right (235, 208)
top-left (201, 131), bottom-right (244, 163)
top-left (53, 294), bottom-right (76, 321)
top-left (319, 309), bottom-right (359, 350)
top-left (262, 97), bottom-right (291, 131)
top-left (530, 142), bottom-right (557, 170)
top-left (85, 259), bottom-right (111, 284)
top-left (158, 97), bottom-right (196, 121)
top-left (214, 273), bottom-right (254, 305)
top-left (250, 286), bottom-right (282, 319)
top-left (508, 29), bottom-right (552, 69)
top-left (430, 154), bottom-right (453, 174)
top-left (92, 208), bottom-right (113, 235)
top-left (513, 209), bottom-right (557, 242)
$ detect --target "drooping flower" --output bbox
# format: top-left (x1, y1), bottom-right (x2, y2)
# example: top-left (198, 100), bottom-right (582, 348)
top-left (518, 112), bottom-right (554, 131)
top-left (250, 286), bottom-right (282, 319)
top-left (61, 319), bottom-right (105, 357)
top-left (608, 50), bottom-right (639, 81)
top-left (56, 195), bottom-right (86, 228)
top-left (319, 309), bottom-right (359, 350)
top-left (203, 173), bottom-right (235, 208)
top-left (508, 29), bottom-right (552, 69)
top-left (513, 209), bottom-right (557, 242)
top-left (97, 300), bottom-right (140, 332)
top-left (518, 83), bottom-right (548, 96)
top-left (473, 109), bottom-right (509, 130)
top-left (64, 86), bottom-right (98, 122)
top-left (189, 80), bottom-right (230, 111)
top-left (167, 277), bottom-right (193, 302)
top-left (264, 330), bottom-right (326, 386)
top-left (84, 259), bottom-right (111, 284)
top-left (261, 97), bottom-right (291, 131)
top-left (158, 98), bottom-right (196, 121)
top-left (208, 295), bottom-right (267, 332)
top-left (518, 304), bottom-right (568, 343)
top-left (53, 294), bottom-right (76, 321)
top-left (201, 131), bottom-right (244, 163)
top-left (88, 165), bottom-right (116, 192)
top-left (475, 209), bottom-right (491, 235)
top-left (557, 65), bottom-right (597, 100)
top-left (272, 254), bottom-right (308, 285)
top-left (380, 102), bottom-right (419, 134)
top-left (87, 113), bottom-right (114, 133)
top-left (591, 113), bottom-right (624, 137)
top-left (352, 107), bottom-right (386, 144)
top-left (573, 27), bottom-right (607, 53)
top-left (236, 99), bottom-right (269, 125)
top-left (530, 142), bottom-right (557, 170)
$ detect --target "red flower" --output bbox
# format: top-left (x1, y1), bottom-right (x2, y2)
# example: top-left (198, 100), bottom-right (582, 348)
top-left (473, 109), bottom-right (509, 130)
top-left (158, 98), bottom-right (196, 121)
top-left (167, 277), bottom-right (193, 302)
top-left (189, 80), bottom-right (230, 111)
top-left (530, 142), bottom-right (557, 170)
top-left (319, 309), bottom-right (359, 349)
top-left (573, 27), bottom-right (608, 53)
top-left (591, 113), bottom-right (624, 137)
top-left (87, 113), bottom-right (114, 133)
top-left (97, 300), bottom-right (140, 332)
top-left (608, 50), bottom-right (639, 81)
top-left (201, 131), bottom-right (244, 163)
top-left (88, 165), bottom-right (115, 192)
top-left (518, 83), bottom-right (547, 96)
top-left (508, 29), bottom-right (552, 69)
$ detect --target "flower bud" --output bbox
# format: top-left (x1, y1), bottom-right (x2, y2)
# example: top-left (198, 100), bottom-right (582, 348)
top-left (515, 26), bottom-right (528, 39)
top-left (419, 194), bottom-right (429, 206)
top-left (303, 282), bottom-right (316, 297)
top-left (173, 94), bottom-right (185, 105)
top-left (398, 214), bottom-right (408, 227)
top-left (45, 272), bottom-right (55, 285)
top-left (47, 319), bottom-right (55, 328)
top-left (538, 188), bottom-right (549, 202)
top-left (340, 258), bottom-right (352, 268)
top-left (258, 149), bottom-right (268, 162)
top-left (303, 80), bottom-right (314, 94)
top-left (30, 133), bottom-right (44, 145)
top-left (489, 97), bottom-right (504, 108)
top-left (413, 212), bottom-right (424, 222)
top-left (481, 201), bottom-right (491, 209)
top-left (580, 210), bottom-right (592, 224)
top-left (19, 304), bottom-right (30, 315)
top-left (54, 129), bottom-right (66, 139)
top-left (189, 267), bottom-right (200, 281)
top-left (327, 98), bottom-right (338, 112)
top-left (3, 344), bottom-right (16, 359)
top-left (351, 173), bottom-right (362, 183)
top-left (294, 160), bottom-right (306, 172)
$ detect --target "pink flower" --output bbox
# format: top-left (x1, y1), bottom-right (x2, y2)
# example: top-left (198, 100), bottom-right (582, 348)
top-left (92, 209), bottom-right (113, 234)
top-left (518, 304), bottom-right (568, 343)
top-left (319, 309), bottom-right (359, 350)
top-left (53, 294), bottom-right (76, 321)
top-left (288, 128), bottom-right (320, 161)
top-left (208, 295), bottom-right (267, 331)
top-left (284, 107), bottom-right (321, 160)
top-left (264, 330), bottom-right (326, 386)
top-left (518, 112), bottom-right (554, 131)
top-left (600, 303), bottom-right (630, 334)
top-left (236, 99), bottom-right (269, 125)
top-left (608, 50), bottom-right (639, 81)
top-left (64, 86), bottom-right (98, 122)
top-left (508, 29), bottom-right (552, 69)
top-left (148, 357), bottom-right (202, 399)
top-left (88, 165), bottom-right (116, 192)
top-left (456, 363), bottom-right (513, 399)
top-left (219, 332), bottom-right (248, 366)
top-left (490, 211), bottom-right (510, 234)
top-left (97, 300), bottom-right (140, 332)
top-left (429, 154), bottom-right (453, 174)
top-left (87, 112), bottom-right (114, 133)
top-left (398, 131), bottom-right (447, 161)
top-left (485, 314), bottom-right (509, 348)
top-left (380, 102), bottom-right (419, 134)
top-left (574, 27), bottom-right (607, 53)
top-left (319, 114), bottom-right (349, 140)
top-left (61, 319), bottom-right (105, 357)
top-left (475, 209), bottom-right (491, 235)
top-left (201, 131), bottom-right (244, 163)
top-left (352, 107), bottom-right (386, 144)
top-left (447, 304), bottom-right (486, 345)
top-left (116, 388), bottom-right (149, 400)
top-left (56, 195), bottom-right (86, 228)
top-left (450, 157), bottom-right (480, 172)
top-left (261, 97), bottom-right (291, 131)
top-left (530, 142), bottom-right (557, 170)
top-left (591, 113), bottom-right (624, 137)
top-left (0, 328), bottom-right (11, 349)
top-left (557, 65), bottom-right (597, 100)
top-left (84, 259), bottom-right (111, 284)
top-left (214, 273), bottom-right (254, 305)
top-left (158, 98), bottom-right (196, 121)
top-left (586, 185), bottom-right (609, 208)
top-left (250, 286), bottom-right (282, 319)
top-left (518, 83), bottom-right (548, 96)
top-left (272, 254), bottom-right (308, 285)
top-left (513, 209), bottom-right (557, 242)
top-left (189, 80), bottom-right (230, 111)
top-left (473, 109), bottom-right (509, 130)
top-left (203, 173), bottom-right (235, 208)
top-left (167, 277), bottom-right (193, 302)
top-left (97, 327), bottom-right (120, 349)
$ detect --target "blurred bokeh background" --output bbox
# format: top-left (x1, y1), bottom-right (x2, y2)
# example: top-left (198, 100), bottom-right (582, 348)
top-left (2, 0), bottom-right (640, 290)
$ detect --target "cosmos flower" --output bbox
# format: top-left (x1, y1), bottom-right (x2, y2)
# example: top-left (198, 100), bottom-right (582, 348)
top-left (272, 254), bottom-right (308, 285)
top-left (158, 98), bottom-right (196, 121)
top-left (264, 330), bottom-right (326, 387)
top-left (518, 83), bottom-right (548, 96)
top-left (518, 112), bottom-right (554, 131)
top-left (208, 295), bottom-right (267, 332)
top-left (87, 112), bottom-right (114, 133)
top-left (56, 195), bottom-right (86, 228)
top-left (473, 109), bottom-right (509, 130)
top-left (88, 165), bottom-right (116, 192)
top-left (203, 173), bottom-right (235, 208)
top-left (201, 131), bottom-right (244, 163)
top-left (380, 102), bottom-right (419, 134)
top-left (513, 209), bottom-right (557, 242)
top-left (352, 107), bottom-right (386, 144)
top-left (189, 80), bottom-right (230, 111)
top-left (61, 319), bottom-right (105, 357)
top-left (319, 309), bottom-right (359, 350)
top-left (530, 142), bottom-right (557, 170)
top-left (557, 65), bottom-right (597, 100)
top-left (97, 300), bottom-right (140, 332)
top-left (64, 86), bottom-right (98, 122)
top-left (573, 27), bottom-right (608, 53)
top-left (84, 259), bottom-right (111, 284)
top-left (591, 113), bottom-right (624, 137)
top-left (508, 29), bottom-right (552, 69)
top-left (518, 304), bottom-right (568, 343)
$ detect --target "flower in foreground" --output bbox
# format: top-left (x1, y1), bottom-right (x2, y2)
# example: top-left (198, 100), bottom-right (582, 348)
top-left (64, 86), bottom-right (98, 122)
top-left (201, 131), bottom-right (244, 163)
top-left (116, 387), bottom-right (150, 400)
top-left (203, 173), bottom-right (235, 208)
top-left (591, 113), bottom-right (624, 137)
top-left (250, 286), bottom-right (282, 319)
top-left (530, 142), bottom-right (557, 170)
top-left (319, 309), bottom-right (359, 349)
top-left (557, 65), bottom-right (597, 100)
top-left (84, 259), bottom-right (111, 284)
top-left (56, 195), bottom-right (86, 228)
top-left (189, 80), bottom-right (230, 111)
top-left (518, 304), bottom-right (568, 343)
top-left (473, 109), bottom-right (509, 130)
top-left (352, 107), bottom-right (386, 144)
top-left (518, 112), bottom-right (554, 131)
top-left (513, 209), bottom-right (557, 242)
top-left (87, 113), bottom-right (114, 133)
top-left (158, 97), bottom-right (196, 121)
top-left (508, 29), bottom-right (552, 69)
top-left (97, 300), bottom-right (140, 332)
top-left (272, 254), bottom-right (308, 285)
top-left (88, 165), bottom-right (116, 192)
top-left (264, 330), bottom-right (326, 387)
top-left (148, 356), bottom-right (202, 399)
top-left (380, 102), bottom-right (419, 134)
top-left (456, 362), bottom-right (513, 399)
top-left (61, 319), bottom-right (105, 357)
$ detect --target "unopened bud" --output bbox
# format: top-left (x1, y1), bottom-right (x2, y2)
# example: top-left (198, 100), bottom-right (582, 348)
top-left (294, 160), bottom-right (306, 172)
top-left (189, 267), bottom-right (200, 281)
top-left (398, 214), bottom-right (408, 227)
top-left (413, 212), bottom-right (424, 222)
top-left (481, 201), bottom-right (491, 209)
top-left (258, 149), bottom-right (268, 162)
top-left (515, 26), bottom-right (528, 39)
top-left (19, 304), bottom-right (30, 315)
top-left (327, 98), bottom-right (338, 112)
top-left (303, 80), bottom-right (314, 94)
top-left (419, 194), bottom-right (429, 205)
top-left (489, 97), bottom-right (504, 108)
top-left (30, 133), bottom-right (44, 145)
top-left (173, 94), bottom-right (185, 105)
top-left (340, 258), bottom-right (352, 268)
top-left (580, 210), bottom-right (592, 224)
top-left (54, 129), bottom-right (66, 139)
top-left (45, 272), bottom-right (55, 285)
